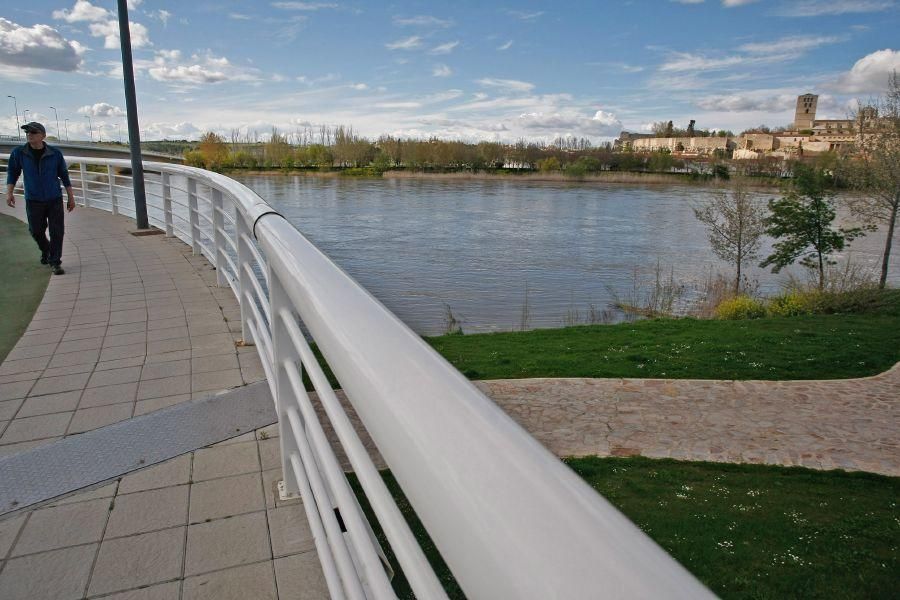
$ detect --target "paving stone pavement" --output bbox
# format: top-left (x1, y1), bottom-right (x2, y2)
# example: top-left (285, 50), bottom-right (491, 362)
top-left (475, 363), bottom-right (900, 477)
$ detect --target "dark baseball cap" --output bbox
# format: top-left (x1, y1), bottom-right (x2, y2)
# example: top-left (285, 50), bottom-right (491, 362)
top-left (22, 122), bottom-right (46, 134)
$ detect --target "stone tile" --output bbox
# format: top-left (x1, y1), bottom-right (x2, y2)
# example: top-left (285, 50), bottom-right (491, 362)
top-left (192, 441), bottom-right (260, 481)
top-left (48, 348), bottom-right (100, 369)
top-left (145, 349), bottom-right (192, 365)
top-left (16, 330), bottom-right (64, 347)
top-left (0, 398), bottom-right (23, 421)
top-left (28, 371), bottom-right (90, 396)
top-left (106, 322), bottom-right (147, 337)
top-left (184, 512), bottom-right (270, 576)
top-left (192, 353), bottom-right (239, 375)
top-left (61, 325), bottom-right (107, 342)
top-left (42, 362), bottom-right (96, 379)
top-left (140, 360), bottom-right (191, 381)
top-left (137, 375), bottom-right (191, 400)
top-left (257, 438), bottom-right (283, 472)
top-left (49, 482), bottom-right (118, 507)
top-left (192, 369), bottom-right (243, 393)
top-left (0, 544), bottom-right (97, 600)
top-left (256, 423), bottom-right (280, 440)
top-left (267, 504), bottom-right (315, 557)
top-left (105, 485), bottom-right (190, 538)
top-left (0, 356), bottom-right (50, 377)
top-left (274, 552), bottom-right (330, 600)
top-left (102, 331), bottom-right (147, 349)
top-left (148, 316), bottom-right (188, 331)
top-left (67, 403), bottom-right (134, 434)
top-left (68, 313), bottom-right (109, 327)
top-left (12, 498), bottom-right (110, 556)
top-left (0, 412), bottom-right (72, 444)
top-left (16, 391), bottom-right (81, 418)
top-left (88, 527), bottom-right (185, 597)
top-left (147, 326), bottom-right (186, 343)
top-left (119, 454), bottom-right (192, 494)
top-left (100, 580), bottom-right (181, 600)
top-left (0, 512), bottom-right (26, 558)
top-left (5, 342), bottom-right (58, 361)
top-left (212, 431), bottom-right (257, 447)
top-left (183, 560), bottom-right (277, 600)
top-left (108, 308), bottom-right (148, 326)
top-left (133, 394), bottom-right (191, 416)
top-left (98, 342), bottom-right (146, 363)
top-left (0, 371), bottom-right (41, 385)
top-left (187, 321), bottom-right (231, 337)
top-left (0, 380), bottom-right (34, 401)
top-left (147, 337), bottom-right (191, 356)
top-left (191, 333), bottom-right (236, 350)
top-left (79, 382), bottom-right (138, 408)
top-left (26, 317), bottom-right (70, 332)
top-left (87, 366), bottom-right (143, 388)
top-left (192, 345), bottom-right (238, 359)
top-left (95, 355), bottom-right (146, 371)
top-left (55, 336), bottom-right (103, 355)
top-left (190, 473), bottom-right (265, 523)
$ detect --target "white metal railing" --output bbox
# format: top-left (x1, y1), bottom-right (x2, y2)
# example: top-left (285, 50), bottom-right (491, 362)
top-left (1, 154), bottom-right (713, 599)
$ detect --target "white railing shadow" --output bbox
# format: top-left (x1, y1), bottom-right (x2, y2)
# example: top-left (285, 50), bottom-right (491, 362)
top-left (1, 155), bottom-right (713, 599)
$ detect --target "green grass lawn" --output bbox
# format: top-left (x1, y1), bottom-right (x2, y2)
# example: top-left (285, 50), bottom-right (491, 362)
top-left (426, 292), bottom-right (900, 381)
top-left (0, 213), bottom-right (50, 364)
top-left (352, 457), bottom-right (900, 599)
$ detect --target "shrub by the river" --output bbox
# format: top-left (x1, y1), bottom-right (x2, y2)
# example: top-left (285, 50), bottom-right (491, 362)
top-left (715, 295), bottom-right (767, 320)
top-left (767, 292), bottom-right (812, 317)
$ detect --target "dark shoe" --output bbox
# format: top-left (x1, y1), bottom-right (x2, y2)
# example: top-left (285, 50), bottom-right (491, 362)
top-left (40, 253), bottom-right (48, 265)
top-left (51, 265), bottom-right (65, 275)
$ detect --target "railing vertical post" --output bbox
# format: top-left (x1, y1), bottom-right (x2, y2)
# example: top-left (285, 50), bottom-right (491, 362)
top-left (211, 188), bottom-right (227, 287)
top-left (162, 172), bottom-right (174, 237)
top-left (187, 177), bottom-right (200, 255)
top-left (79, 163), bottom-right (90, 207)
top-left (107, 165), bottom-right (118, 215)
top-left (236, 215), bottom-right (255, 346)
top-left (268, 271), bottom-right (301, 496)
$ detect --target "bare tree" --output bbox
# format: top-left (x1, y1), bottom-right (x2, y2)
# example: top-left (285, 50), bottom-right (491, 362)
top-left (693, 180), bottom-right (767, 295)
top-left (845, 71), bottom-right (900, 288)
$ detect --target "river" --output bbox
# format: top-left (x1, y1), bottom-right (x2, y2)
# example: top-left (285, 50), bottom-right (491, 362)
top-left (234, 175), bottom-right (898, 335)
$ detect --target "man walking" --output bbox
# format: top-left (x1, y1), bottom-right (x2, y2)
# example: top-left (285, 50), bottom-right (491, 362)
top-left (6, 122), bottom-right (76, 275)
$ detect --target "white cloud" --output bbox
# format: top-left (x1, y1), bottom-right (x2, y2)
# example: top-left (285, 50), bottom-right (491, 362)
top-left (506, 10), bottom-right (544, 20)
top-left (831, 49), bottom-right (900, 93)
top-left (723, 0), bottom-right (759, 6)
top-left (497, 40), bottom-right (513, 51)
top-left (148, 10), bottom-right (172, 26)
top-left (141, 49), bottom-right (263, 85)
top-left (694, 93), bottom-right (797, 112)
top-left (660, 52), bottom-right (754, 72)
top-left (350, 83), bottom-right (368, 90)
top-left (78, 102), bottom-right (125, 117)
top-left (430, 41), bottom-right (459, 55)
top-left (229, 13), bottom-right (252, 20)
top-left (89, 19), bottom-right (151, 49)
top-left (517, 109), bottom-right (623, 136)
top-left (0, 18), bottom-right (85, 72)
top-left (386, 36), bottom-right (423, 50)
top-left (53, 0), bottom-right (110, 23)
top-left (477, 77), bottom-right (535, 92)
top-left (393, 15), bottom-right (453, 27)
top-left (774, 0), bottom-right (894, 17)
top-left (738, 35), bottom-right (844, 55)
top-left (271, 2), bottom-right (337, 9)
top-left (127, 0), bottom-right (144, 9)
top-left (671, 0), bottom-right (705, 4)
top-left (433, 64), bottom-right (452, 77)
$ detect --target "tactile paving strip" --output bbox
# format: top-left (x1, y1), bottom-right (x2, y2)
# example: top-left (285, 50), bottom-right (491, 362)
top-left (0, 381), bottom-right (275, 516)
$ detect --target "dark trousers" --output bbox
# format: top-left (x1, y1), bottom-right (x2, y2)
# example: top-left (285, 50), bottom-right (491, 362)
top-left (25, 199), bottom-right (65, 267)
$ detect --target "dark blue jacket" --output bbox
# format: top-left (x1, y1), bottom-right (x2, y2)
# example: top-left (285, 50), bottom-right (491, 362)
top-left (6, 143), bottom-right (73, 202)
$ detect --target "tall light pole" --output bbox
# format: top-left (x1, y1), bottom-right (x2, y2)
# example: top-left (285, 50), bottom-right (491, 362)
top-left (49, 106), bottom-right (60, 140)
top-left (84, 115), bottom-right (93, 142)
top-left (22, 109), bottom-right (29, 123)
top-left (64, 119), bottom-right (70, 141)
top-left (98, 123), bottom-right (103, 143)
top-left (117, 0), bottom-right (149, 229)
top-left (6, 95), bottom-right (20, 139)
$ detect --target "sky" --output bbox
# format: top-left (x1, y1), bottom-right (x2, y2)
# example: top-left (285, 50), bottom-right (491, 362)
top-left (1, 0), bottom-right (899, 143)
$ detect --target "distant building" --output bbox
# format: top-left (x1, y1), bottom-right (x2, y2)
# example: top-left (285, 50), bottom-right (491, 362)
top-left (794, 94), bottom-right (818, 130)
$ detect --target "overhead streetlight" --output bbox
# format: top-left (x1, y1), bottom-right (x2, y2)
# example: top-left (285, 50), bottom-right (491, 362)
top-left (49, 106), bottom-right (60, 141)
top-left (84, 115), bottom-right (93, 142)
top-left (64, 118), bottom-right (70, 142)
top-left (22, 109), bottom-right (29, 123)
top-left (6, 95), bottom-right (20, 140)
top-left (98, 123), bottom-right (103, 143)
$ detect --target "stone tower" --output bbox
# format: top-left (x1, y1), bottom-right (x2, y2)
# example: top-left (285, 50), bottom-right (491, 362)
top-left (794, 94), bottom-right (818, 130)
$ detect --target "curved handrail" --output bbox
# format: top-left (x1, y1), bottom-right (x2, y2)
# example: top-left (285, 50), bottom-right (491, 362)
top-left (1, 154), bottom-right (713, 599)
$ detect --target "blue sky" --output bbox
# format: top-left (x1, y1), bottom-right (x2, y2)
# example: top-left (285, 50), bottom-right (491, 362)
top-left (1, 0), bottom-right (898, 142)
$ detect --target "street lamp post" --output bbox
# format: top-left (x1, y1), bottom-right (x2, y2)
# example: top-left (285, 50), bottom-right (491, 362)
top-left (6, 96), bottom-right (20, 139)
top-left (22, 109), bottom-right (29, 124)
top-left (64, 119), bottom-right (70, 141)
top-left (117, 0), bottom-right (149, 229)
top-left (49, 106), bottom-right (60, 140)
top-left (98, 124), bottom-right (103, 143)
top-left (85, 115), bottom-right (93, 142)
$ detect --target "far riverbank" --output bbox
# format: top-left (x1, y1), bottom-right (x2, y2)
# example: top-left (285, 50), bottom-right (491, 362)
top-left (225, 168), bottom-right (787, 188)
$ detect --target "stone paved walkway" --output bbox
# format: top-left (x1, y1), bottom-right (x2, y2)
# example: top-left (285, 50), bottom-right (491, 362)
top-left (0, 204), bottom-right (326, 599)
top-left (477, 364), bottom-right (900, 477)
